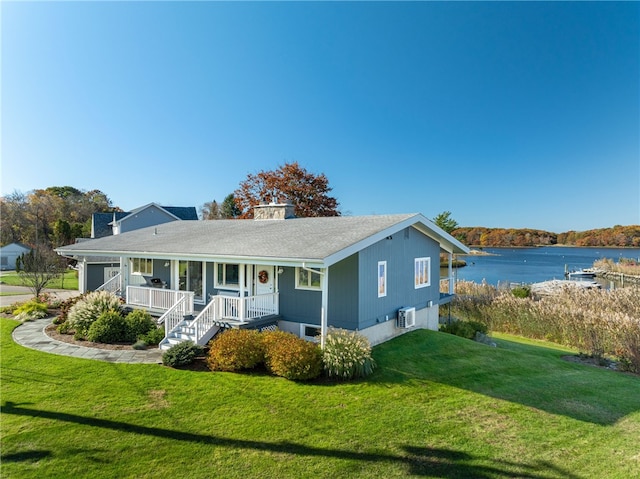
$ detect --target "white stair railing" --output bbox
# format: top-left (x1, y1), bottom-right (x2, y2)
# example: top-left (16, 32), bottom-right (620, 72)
top-left (96, 273), bottom-right (121, 294)
top-left (160, 296), bottom-right (189, 338)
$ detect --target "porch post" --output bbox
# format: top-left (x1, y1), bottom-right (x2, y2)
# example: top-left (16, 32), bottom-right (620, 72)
top-left (120, 256), bottom-right (128, 298)
top-left (448, 253), bottom-right (454, 295)
top-left (320, 267), bottom-right (329, 349)
top-left (239, 265), bottom-right (245, 321)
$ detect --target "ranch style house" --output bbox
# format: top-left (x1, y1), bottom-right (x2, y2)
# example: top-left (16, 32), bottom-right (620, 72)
top-left (56, 203), bottom-right (469, 350)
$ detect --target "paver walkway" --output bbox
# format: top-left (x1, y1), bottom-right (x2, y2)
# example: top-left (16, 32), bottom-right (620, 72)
top-left (12, 317), bottom-right (163, 364)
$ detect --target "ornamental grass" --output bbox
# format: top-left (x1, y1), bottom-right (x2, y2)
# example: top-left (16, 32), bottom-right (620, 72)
top-left (322, 327), bottom-right (376, 380)
top-left (451, 282), bottom-right (640, 373)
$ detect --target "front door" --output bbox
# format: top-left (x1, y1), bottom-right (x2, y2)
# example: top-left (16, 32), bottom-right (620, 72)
top-left (255, 266), bottom-right (275, 295)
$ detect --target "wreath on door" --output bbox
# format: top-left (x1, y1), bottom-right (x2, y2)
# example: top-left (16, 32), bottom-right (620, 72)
top-left (258, 270), bottom-right (269, 284)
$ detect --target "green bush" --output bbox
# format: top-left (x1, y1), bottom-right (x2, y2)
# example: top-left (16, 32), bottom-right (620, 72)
top-left (207, 329), bottom-right (264, 372)
top-left (440, 320), bottom-right (488, 340)
top-left (142, 326), bottom-right (166, 346)
top-left (13, 300), bottom-right (49, 322)
top-left (132, 340), bottom-right (148, 350)
top-left (511, 286), bottom-right (531, 298)
top-left (163, 341), bottom-right (204, 367)
top-left (262, 330), bottom-right (323, 381)
top-left (87, 310), bottom-right (128, 343)
top-left (67, 291), bottom-right (122, 339)
top-left (125, 309), bottom-right (156, 341)
top-left (323, 327), bottom-right (376, 380)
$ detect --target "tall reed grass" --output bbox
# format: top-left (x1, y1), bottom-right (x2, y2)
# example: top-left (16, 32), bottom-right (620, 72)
top-left (451, 281), bottom-right (640, 373)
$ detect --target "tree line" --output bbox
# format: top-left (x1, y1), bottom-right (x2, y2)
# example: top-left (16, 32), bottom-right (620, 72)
top-left (1, 162), bottom-right (341, 248)
top-left (452, 225), bottom-right (640, 248)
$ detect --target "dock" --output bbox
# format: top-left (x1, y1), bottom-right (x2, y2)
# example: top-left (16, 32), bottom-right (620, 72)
top-left (530, 279), bottom-right (601, 296)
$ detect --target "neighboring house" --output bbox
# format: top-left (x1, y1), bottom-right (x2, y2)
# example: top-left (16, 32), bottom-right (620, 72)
top-left (0, 242), bottom-right (32, 271)
top-left (77, 203), bottom-right (198, 293)
top-left (57, 203), bottom-right (469, 349)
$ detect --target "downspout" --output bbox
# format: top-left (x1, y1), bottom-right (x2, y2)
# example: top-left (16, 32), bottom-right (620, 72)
top-left (302, 263), bottom-right (328, 349)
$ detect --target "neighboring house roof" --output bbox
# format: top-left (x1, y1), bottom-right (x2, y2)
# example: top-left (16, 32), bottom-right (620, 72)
top-left (92, 212), bottom-right (129, 238)
top-left (91, 204), bottom-right (198, 238)
top-left (58, 214), bottom-right (469, 267)
top-left (0, 242), bottom-right (31, 251)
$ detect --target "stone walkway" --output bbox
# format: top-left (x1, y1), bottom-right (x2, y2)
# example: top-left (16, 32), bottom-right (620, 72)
top-left (11, 317), bottom-right (163, 364)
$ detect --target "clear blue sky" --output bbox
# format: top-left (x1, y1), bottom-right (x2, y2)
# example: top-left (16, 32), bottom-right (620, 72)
top-left (2, 1), bottom-right (638, 233)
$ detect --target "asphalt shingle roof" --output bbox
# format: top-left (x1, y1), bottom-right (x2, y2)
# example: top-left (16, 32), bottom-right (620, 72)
top-left (59, 214), bottom-right (468, 265)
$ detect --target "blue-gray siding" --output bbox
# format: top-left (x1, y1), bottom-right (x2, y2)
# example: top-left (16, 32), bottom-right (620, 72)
top-left (120, 205), bottom-right (178, 234)
top-left (277, 225), bottom-right (441, 331)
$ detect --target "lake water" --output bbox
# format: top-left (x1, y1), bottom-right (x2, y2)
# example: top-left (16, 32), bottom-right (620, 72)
top-left (446, 246), bottom-right (640, 286)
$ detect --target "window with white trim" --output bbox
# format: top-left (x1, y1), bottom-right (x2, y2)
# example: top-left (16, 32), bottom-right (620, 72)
top-left (378, 261), bottom-right (387, 297)
top-left (414, 257), bottom-right (431, 288)
top-left (216, 263), bottom-right (240, 288)
top-left (300, 324), bottom-right (321, 342)
top-left (295, 267), bottom-right (322, 290)
top-left (131, 258), bottom-right (153, 275)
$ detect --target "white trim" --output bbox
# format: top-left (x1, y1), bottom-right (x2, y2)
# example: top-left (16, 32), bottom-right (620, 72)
top-left (214, 262), bottom-right (241, 289)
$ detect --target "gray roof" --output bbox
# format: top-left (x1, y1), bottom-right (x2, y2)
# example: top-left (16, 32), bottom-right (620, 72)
top-left (58, 214), bottom-right (469, 267)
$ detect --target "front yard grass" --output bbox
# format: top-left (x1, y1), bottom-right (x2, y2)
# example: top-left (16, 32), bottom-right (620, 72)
top-left (0, 270), bottom-right (78, 290)
top-left (1, 318), bottom-right (638, 478)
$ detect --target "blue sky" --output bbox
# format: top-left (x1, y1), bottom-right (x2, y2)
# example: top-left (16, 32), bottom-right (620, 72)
top-left (2, 1), bottom-right (638, 232)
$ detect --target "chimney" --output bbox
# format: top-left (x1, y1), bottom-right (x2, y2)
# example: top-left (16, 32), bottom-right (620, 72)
top-left (253, 201), bottom-right (295, 220)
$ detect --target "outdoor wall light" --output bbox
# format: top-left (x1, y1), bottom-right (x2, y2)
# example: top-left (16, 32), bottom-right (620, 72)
top-left (164, 262), bottom-right (170, 267)
top-left (277, 267), bottom-right (284, 274)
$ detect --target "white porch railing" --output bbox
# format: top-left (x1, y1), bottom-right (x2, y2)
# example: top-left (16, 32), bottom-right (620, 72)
top-left (126, 285), bottom-right (195, 314)
top-left (209, 292), bottom-right (279, 321)
top-left (440, 277), bottom-right (454, 295)
top-left (96, 273), bottom-right (122, 294)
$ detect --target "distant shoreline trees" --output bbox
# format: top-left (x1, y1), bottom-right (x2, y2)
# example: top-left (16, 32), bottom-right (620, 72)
top-left (452, 225), bottom-right (640, 248)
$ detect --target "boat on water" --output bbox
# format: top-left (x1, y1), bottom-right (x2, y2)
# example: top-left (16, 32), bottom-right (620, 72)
top-left (564, 266), bottom-right (600, 279)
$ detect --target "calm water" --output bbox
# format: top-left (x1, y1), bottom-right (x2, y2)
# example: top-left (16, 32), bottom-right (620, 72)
top-left (446, 247), bottom-right (640, 286)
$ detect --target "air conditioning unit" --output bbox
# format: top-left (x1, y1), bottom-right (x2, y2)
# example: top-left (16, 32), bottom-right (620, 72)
top-left (397, 307), bottom-right (416, 329)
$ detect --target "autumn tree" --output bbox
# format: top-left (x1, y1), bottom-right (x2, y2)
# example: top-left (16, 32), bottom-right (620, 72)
top-left (433, 211), bottom-right (458, 233)
top-left (234, 162), bottom-right (340, 219)
top-left (16, 245), bottom-right (66, 298)
top-left (201, 200), bottom-right (222, 220)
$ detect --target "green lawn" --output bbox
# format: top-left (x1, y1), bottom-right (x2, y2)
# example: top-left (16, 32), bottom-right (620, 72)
top-left (1, 319), bottom-right (638, 478)
top-left (0, 270), bottom-right (78, 290)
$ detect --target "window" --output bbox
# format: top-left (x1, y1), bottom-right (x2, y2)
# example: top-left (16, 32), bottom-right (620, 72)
top-left (300, 324), bottom-right (321, 342)
top-left (414, 257), bottom-right (431, 288)
top-left (378, 261), bottom-right (387, 297)
top-left (296, 267), bottom-right (322, 290)
top-left (131, 258), bottom-right (152, 275)
top-left (216, 263), bottom-right (239, 288)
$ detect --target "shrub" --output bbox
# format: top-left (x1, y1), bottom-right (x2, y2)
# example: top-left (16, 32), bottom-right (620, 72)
top-left (323, 328), bottom-right (376, 380)
top-left (53, 294), bottom-right (85, 325)
top-left (125, 309), bottom-right (156, 341)
top-left (511, 286), bottom-right (531, 298)
top-left (132, 340), bottom-right (148, 350)
top-left (13, 300), bottom-right (49, 322)
top-left (67, 291), bottom-right (122, 339)
top-left (163, 341), bottom-right (204, 367)
top-left (87, 310), bottom-right (128, 343)
top-left (142, 326), bottom-right (166, 346)
top-left (440, 320), bottom-right (488, 340)
top-left (206, 329), bottom-right (264, 372)
top-left (262, 330), bottom-right (323, 381)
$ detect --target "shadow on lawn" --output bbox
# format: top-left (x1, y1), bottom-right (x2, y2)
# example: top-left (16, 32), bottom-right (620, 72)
top-left (1, 401), bottom-right (581, 478)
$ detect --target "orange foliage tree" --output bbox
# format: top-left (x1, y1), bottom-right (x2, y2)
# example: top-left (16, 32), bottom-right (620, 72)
top-left (234, 162), bottom-right (340, 219)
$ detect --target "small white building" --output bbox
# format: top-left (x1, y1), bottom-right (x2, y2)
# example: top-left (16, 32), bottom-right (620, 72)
top-left (0, 243), bottom-right (32, 271)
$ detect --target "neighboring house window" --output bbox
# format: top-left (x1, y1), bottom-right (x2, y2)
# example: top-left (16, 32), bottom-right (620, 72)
top-left (131, 258), bottom-right (153, 275)
top-left (1, 256), bottom-right (7, 266)
top-left (296, 267), bottom-right (322, 290)
top-left (414, 257), bottom-right (431, 288)
top-left (378, 261), bottom-right (387, 297)
top-left (216, 263), bottom-right (240, 288)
